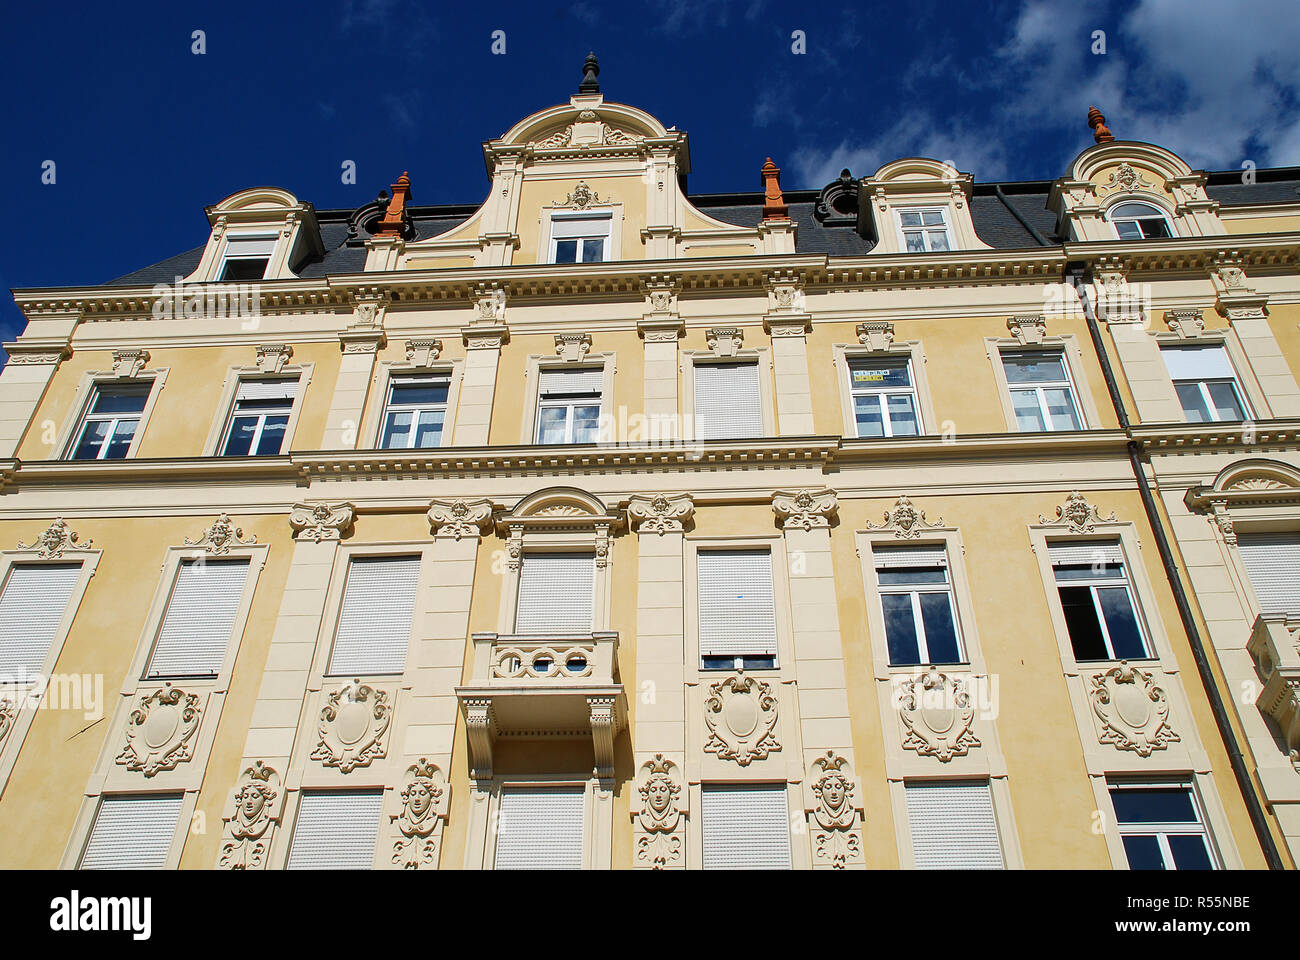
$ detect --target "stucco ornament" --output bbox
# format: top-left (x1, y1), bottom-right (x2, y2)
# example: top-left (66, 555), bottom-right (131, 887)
top-left (289, 502), bottom-right (355, 542)
top-left (254, 343), bottom-right (293, 374)
top-left (704, 670), bottom-right (781, 766)
top-left (1102, 162), bottom-right (1155, 194)
top-left (1089, 662), bottom-right (1180, 756)
top-left (218, 761), bottom-right (282, 869)
top-left (111, 348), bottom-right (151, 378)
top-left (427, 498), bottom-right (493, 539)
top-left (312, 680), bottom-right (391, 772)
top-left (867, 495), bottom-right (944, 539)
top-left (896, 668), bottom-right (981, 762)
top-left (806, 751), bottom-right (863, 868)
top-left (626, 493), bottom-right (693, 535)
top-left (856, 321), bottom-right (895, 352)
top-left (633, 754), bottom-right (685, 869)
top-left (17, 518), bottom-right (90, 558)
top-left (705, 326), bottom-right (743, 357)
top-left (0, 698), bottom-right (13, 745)
top-left (391, 759), bottom-right (447, 869)
top-left (555, 181), bottom-right (602, 209)
top-left (1039, 491), bottom-right (1116, 534)
top-left (115, 683), bottom-right (202, 776)
top-left (184, 513), bottom-right (255, 555)
top-left (772, 488), bottom-right (838, 530)
top-left (555, 333), bottom-right (593, 361)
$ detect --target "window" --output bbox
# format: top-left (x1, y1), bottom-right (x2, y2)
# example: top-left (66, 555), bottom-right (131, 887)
top-left (536, 368), bottom-right (602, 445)
top-left (1050, 541), bottom-right (1150, 661)
top-left (79, 794), bottom-right (183, 870)
top-left (515, 553), bottom-right (595, 634)
top-left (906, 781), bottom-right (1004, 869)
top-left (145, 558), bottom-right (250, 678)
top-left (1108, 782), bottom-right (1218, 870)
top-left (217, 235), bottom-right (276, 281)
top-left (1161, 345), bottom-right (1248, 423)
top-left (549, 214), bottom-right (611, 264)
top-left (327, 556), bottom-right (420, 676)
top-left (221, 378), bottom-right (296, 456)
top-left (698, 549), bottom-right (777, 670)
top-left (69, 382), bottom-right (151, 460)
top-left (694, 362), bottom-right (763, 440)
top-left (897, 208), bottom-right (952, 252)
top-left (1235, 533), bottom-right (1300, 615)
top-left (0, 563), bottom-right (82, 679)
top-left (286, 791), bottom-right (383, 870)
top-left (875, 546), bottom-right (963, 667)
top-left (701, 783), bottom-right (791, 869)
top-left (848, 357), bottom-right (921, 438)
top-left (1001, 350), bottom-right (1083, 431)
top-left (494, 785), bottom-right (586, 870)
top-left (1109, 201), bottom-right (1172, 240)
top-left (380, 374), bottom-right (449, 449)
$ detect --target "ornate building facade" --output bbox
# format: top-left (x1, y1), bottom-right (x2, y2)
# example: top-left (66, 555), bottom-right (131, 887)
top-left (1, 58), bottom-right (1299, 869)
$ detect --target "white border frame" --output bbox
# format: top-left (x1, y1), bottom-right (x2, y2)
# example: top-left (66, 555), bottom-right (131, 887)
top-left (202, 362), bottom-right (314, 457)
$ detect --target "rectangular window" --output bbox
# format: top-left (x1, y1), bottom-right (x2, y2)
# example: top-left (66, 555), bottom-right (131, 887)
top-left (217, 235), bottom-right (276, 282)
top-left (1161, 345), bottom-right (1248, 423)
top-left (515, 553), bottom-right (595, 634)
top-left (380, 374), bottom-right (449, 449)
top-left (286, 791), bottom-right (383, 870)
top-left (698, 549), bottom-right (777, 669)
top-left (79, 794), bottom-right (183, 870)
top-left (694, 362), bottom-right (763, 440)
top-left (221, 378), bottom-right (296, 456)
top-left (550, 214), bottom-right (611, 264)
top-left (1235, 533), bottom-right (1300, 615)
top-left (0, 563), bottom-right (82, 680)
top-left (494, 785), bottom-right (586, 870)
top-left (906, 781), bottom-right (1004, 869)
top-left (849, 356), bottom-right (920, 438)
top-left (1109, 782), bottom-right (1218, 870)
top-left (145, 558), bottom-right (250, 678)
top-left (701, 783), bottom-right (792, 869)
top-left (536, 367), bottom-right (602, 445)
top-left (1050, 541), bottom-right (1150, 662)
top-left (897, 208), bottom-right (952, 253)
top-left (69, 382), bottom-right (151, 460)
top-left (1002, 350), bottom-right (1083, 431)
top-left (327, 556), bottom-right (420, 676)
top-left (875, 546), bottom-right (963, 667)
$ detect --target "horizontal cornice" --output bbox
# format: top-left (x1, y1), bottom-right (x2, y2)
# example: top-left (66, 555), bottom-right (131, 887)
top-left (1131, 418), bottom-right (1300, 451)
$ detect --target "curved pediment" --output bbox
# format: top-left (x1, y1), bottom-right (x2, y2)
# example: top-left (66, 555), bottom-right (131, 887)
top-left (1067, 141), bottom-right (1194, 188)
top-left (493, 98), bottom-right (672, 154)
top-left (1212, 459), bottom-right (1300, 494)
top-left (507, 486), bottom-right (611, 520)
top-left (207, 186), bottom-right (303, 217)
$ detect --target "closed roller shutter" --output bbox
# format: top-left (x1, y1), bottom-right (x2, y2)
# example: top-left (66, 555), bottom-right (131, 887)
top-left (327, 556), bottom-right (420, 675)
top-left (698, 549), bottom-right (776, 658)
top-left (701, 783), bottom-right (791, 869)
top-left (1048, 540), bottom-right (1125, 566)
top-left (906, 781), bottom-right (1004, 869)
top-left (539, 366), bottom-right (603, 395)
top-left (235, 378), bottom-right (296, 401)
top-left (1162, 345), bottom-right (1235, 381)
top-left (1237, 533), bottom-right (1300, 614)
top-left (874, 545), bottom-right (949, 568)
top-left (494, 785), bottom-right (585, 869)
top-left (286, 791), bottom-right (383, 870)
top-left (145, 558), bottom-right (249, 678)
top-left (515, 553), bottom-right (594, 634)
top-left (695, 363), bottom-right (763, 440)
top-left (0, 563), bottom-right (81, 679)
top-left (223, 235), bottom-right (278, 258)
top-left (79, 794), bottom-right (183, 870)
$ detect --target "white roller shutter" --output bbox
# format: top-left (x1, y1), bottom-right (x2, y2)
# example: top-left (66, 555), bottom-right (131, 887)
top-left (906, 781), bottom-right (1004, 869)
top-left (694, 363), bottom-right (763, 440)
top-left (701, 783), bottom-right (792, 869)
top-left (236, 379), bottom-right (297, 401)
top-left (539, 367), bottom-right (603, 395)
top-left (698, 549), bottom-right (776, 658)
top-left (223, 235), bottom-right (278, 257)
top-left (551, 215), bottom-right (611, 239)
top-left (1162, 345), bottom-right (1235, 381)
top-left (494, 785), bottom-right (585, 869)
top-left (515, 553), bottom-right (595, 634)
top-left (1237, 533), bottom-right (1300, 614)
top-left (1048, 540), bottom-right (1125, 566)
top-left (0, 563), bottom-right (81, 679)
top-left (79, 794), bottom-right (183, 870)
top-left (145, 558), bottom-right (249, 678)
top-left (286, 791), bottom-right (383, 870)
top-left (874, 545), bottom-right (949, 568)
top-left (327, 556), bottom-right (420, 675)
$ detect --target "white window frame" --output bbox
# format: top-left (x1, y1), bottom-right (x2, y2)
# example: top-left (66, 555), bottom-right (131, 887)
top-left (283, 788), bottom-right (385, 870)
top-left (680, 347), bottom-right (775, 443)
top-left (363, 358), bottom-right (464, 450)
top-left (74, 792), bottom-right (190, 870)
top-left (894, 206), bottom-right (954, 253)
top-left (512, 550), bottom-right (597, 635)
top-left (1106, 779), bottom-right (1222, 870)
top-left (901, 778), bottom-right (1007, 870)
top-left (696, 546), bottom-right (780, 670)
top-left (519, 353), bottom-right (616, 445)
top-left (219, 378), bottom-right (297, 456)
top-left (1050, 543), bottom-right (1153, 662)
top-left (999, 348), bottom-right (1084, 432)
top-left (535, 370), bottom-right (604, 445)
top-left (833, 341), bottom-right (936, 439)
top-left (847, 354), bottom-right (922, 438)
top-left (378, 371), bottom-right (453, 450)
top-left (203, 363), bottom-right (313, 457)
top-left (464, 776), bottom-right (609, 870)
top-left (536, 202), bottom-right (624, 266)
top-left (548, 212), bottom-right (613, 264)
top-left (1106, 200), bottom-right (1175, 241)
top-left (324, 553), bottom-right (422, 677)
top-left (699, 781), bottom-right (793, 870)
top-left (216, 232), bottom-right (278, 282)
top-left (874, 547), bottom-right (966, 666)
top-left (54, 367), bottom-right (169, 462)
top-left (1160, 343), bottom-right (1252, 423)
top-left (986, 335), bottom-right (1101, 433)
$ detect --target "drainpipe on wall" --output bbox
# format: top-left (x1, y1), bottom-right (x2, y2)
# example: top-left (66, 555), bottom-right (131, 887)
top-left (1068, 263), bottom-right (1285, 870)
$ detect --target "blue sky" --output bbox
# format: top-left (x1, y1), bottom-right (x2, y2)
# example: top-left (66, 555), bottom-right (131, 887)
top-left (3, 0), bottom-right (1299, 345)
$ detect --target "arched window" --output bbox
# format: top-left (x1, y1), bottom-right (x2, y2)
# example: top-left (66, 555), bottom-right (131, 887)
top-left (1109, 201), bottom-right (1173, 240)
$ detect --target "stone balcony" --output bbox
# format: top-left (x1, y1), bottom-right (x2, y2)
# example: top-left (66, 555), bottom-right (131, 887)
top-left (1247, 614), bottom-right (1300, 771)
top-left (455, 631), bottom-right (626, 780)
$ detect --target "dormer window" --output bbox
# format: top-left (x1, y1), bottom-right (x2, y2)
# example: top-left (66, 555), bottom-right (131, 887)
top-left (217, 234), bottom-right (277, 281)
top-left (550, 214), bottom-right (611, 264)
top-left (897, 208), bottom-right (952, 252)
top-left (1108, 201), bottom-right (1172, 240)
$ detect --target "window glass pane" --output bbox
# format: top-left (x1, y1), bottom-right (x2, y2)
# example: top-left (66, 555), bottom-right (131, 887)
top-left (1043, 388), bottom-right (1081, 430)
top-left (854, 396), bottom-right (884, 438)
top-left (927, 230), bottom-right (949, 251)
top-left (1174, 382), bottom-right (1212, 422)
top-left (537, 406), bottom-right (569, 444)
top-left (882, 594), bottom-right (921, 665)
top-left (581, 239), bottom-right (605, 262)
top-left (1111, 788), bottom-right (1198, 824)
top-left (104, 420), bottom-right (137, 459)
top-left (879, 568), bottom-right (948, 586)
top-left (381, 411), bottom-right (412, 448)
top-left (1059, 585), bottom-right (1109, 660)
top-left (219, 258), bottom-right (268, 282)
top-left (92, 386), bottom-right (150, 415)
top-left (1097, 586), bottom-right (1147, 659)
top-left (1003, 353), bottom-right (1066, 384)
top-left (1168, 834), bottom-right (1213, 870)
top-left (1120, 834), bottom-right (1166, 870)
top-left (886, 394), bottom-right (919, 435)
top-left (850, 361), bottom-right (911, 389)
top-left (1010, 390), bottom-right (1046, 431)
top-left (73, 420), bottom-right (111, 459)
top-left (1114, 221), bottom-right (1143, 240)
top-left (1205, 381), bottom-right (1244, 421)
top-left (223, 418), bottom-right (257, 456)
top-left (904, 232), bottom-right (925, 253)
top-left (1054, 562), bottom-right (1124, 581)
top-left (253, 417), bottom-right (288, 455)
top-left (918, 593), bottom-right (961, 663)
top-left (900, 211), bottom-right (922, 227)
top-left (413, 410), bottom-right (443, 448)
top-left (390, 380), bottom-right (448, 406)
top-left (1138, 218), bottom-right (1170, 239)
top-left (572, 405), bottom-right (601, 443)
top-left (554, 239), bottom-right (578, 263)
top-left (921, 210), bottom-right (945, 226)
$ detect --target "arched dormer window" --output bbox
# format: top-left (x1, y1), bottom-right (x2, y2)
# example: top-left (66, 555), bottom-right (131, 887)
top-left (1108, 200), bottom-right (1173, 240)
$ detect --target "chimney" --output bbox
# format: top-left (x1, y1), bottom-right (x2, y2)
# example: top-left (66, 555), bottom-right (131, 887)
top-left (761, 158), bottom-right (789, 221)
top-left (375, 171), bottom-right (412, 238)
